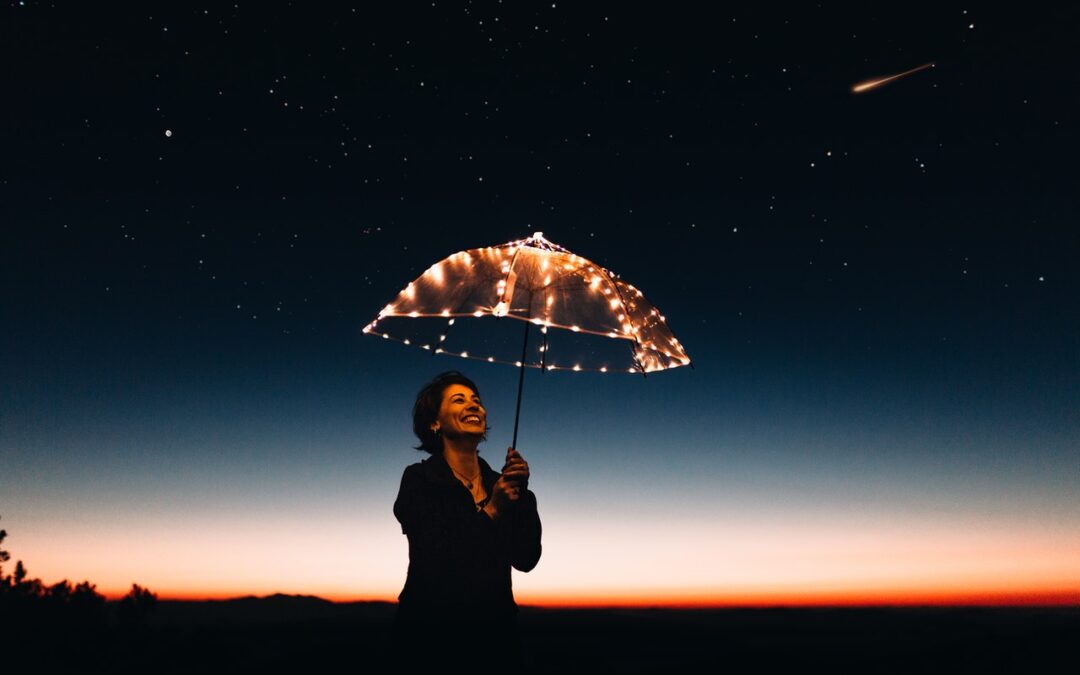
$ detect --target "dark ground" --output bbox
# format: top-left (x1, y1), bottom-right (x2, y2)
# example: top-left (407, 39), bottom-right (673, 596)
top-left (11, 595), bottom-right (1077, 673)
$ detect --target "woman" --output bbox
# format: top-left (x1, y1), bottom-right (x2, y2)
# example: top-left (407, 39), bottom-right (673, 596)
top-left (392, 371), bottom-right (542, 664)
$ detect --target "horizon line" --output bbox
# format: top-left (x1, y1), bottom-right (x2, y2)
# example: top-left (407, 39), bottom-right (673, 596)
top-left (117, 591), bottom-right (1080, 608)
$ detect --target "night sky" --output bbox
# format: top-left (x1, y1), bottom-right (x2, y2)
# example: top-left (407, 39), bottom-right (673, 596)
top-left (3, 3), bottom-right (1078, 604)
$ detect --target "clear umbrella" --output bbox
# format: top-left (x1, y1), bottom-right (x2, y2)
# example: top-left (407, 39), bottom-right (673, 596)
top-left (364, 232), bottom-right (691, 445)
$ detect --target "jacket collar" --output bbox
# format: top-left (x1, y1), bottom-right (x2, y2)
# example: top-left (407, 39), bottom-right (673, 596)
top-left (422, 449), bottom-right (499, 491)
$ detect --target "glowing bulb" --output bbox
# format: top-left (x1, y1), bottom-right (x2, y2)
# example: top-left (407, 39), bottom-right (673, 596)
top-left (403, 339), bottom-right (410, 345)
top-left (515, 361), bottom-right (522, 367)
top-left (572, 364), bottom-right (582, 372)
top-left (461, 351), bottom-right (469, 358)
top-left (448, 318), bottom-right (456, 325)
top-left (409, 311), bottom-right (419, 318)
top-left (600, 367), bottom-right (608, 373)
top-left (487, 357), bottom-right (495, 363)
top-left (473, 310), bottom-right (484, 317)
top-left (571, 325), bottom-right (580, 332)
top-left (493, 301), bottom-right (509, 317)
top-left (442, 310), bottom-right (451, 317)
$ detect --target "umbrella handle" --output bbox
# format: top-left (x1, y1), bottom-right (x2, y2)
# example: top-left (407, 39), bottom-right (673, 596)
top-left (511, 318), bottom-right (529, 450)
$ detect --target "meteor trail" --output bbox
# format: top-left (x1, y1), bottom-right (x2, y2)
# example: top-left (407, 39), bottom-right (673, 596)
top-left (852, 62), bottom-right (935, 93)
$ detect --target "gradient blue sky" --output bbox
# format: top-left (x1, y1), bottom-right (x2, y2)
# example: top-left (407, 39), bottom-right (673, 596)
top-left (2, 3), bottom-right (1078, 602)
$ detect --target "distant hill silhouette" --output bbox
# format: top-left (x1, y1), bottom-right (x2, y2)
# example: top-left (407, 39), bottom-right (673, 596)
top-left (152, 593), bottom-right (394, 625)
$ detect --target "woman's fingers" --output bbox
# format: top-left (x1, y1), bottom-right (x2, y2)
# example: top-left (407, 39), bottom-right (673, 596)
top-left (497, 476), bottom-right (523, 500)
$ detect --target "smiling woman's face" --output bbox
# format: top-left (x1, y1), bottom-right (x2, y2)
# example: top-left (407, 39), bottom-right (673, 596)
top-left (433, 383), bottom-right (486, 441)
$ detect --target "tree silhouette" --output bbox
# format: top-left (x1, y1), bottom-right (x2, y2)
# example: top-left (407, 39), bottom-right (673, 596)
top-left (118, 583), bottom-right (158, 628)
top-left (0, 515), bottom-right (155, 628)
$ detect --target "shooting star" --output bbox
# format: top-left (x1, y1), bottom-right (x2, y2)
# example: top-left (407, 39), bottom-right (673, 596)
top-left (852, 62), bottom-right (935, 94)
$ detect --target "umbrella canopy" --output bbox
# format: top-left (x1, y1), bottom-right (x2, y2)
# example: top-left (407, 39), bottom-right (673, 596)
top-left (363, 232), bottom-right (691, 375)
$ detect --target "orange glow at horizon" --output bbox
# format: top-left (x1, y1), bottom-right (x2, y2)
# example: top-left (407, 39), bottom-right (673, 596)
top-left (13, 510), bottom-right (1080, 608)
top-left (138, 587), bottom-right (1080, 608)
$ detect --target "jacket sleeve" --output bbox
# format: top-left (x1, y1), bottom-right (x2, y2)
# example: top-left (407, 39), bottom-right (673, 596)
top-left (393, 464), bottom-right (438, 536)
top-left (499, 488), bottom-right (542, 572)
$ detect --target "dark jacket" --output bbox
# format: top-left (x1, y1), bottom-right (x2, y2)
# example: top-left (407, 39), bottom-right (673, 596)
top-left (393, 451), bottom-right (542, 623)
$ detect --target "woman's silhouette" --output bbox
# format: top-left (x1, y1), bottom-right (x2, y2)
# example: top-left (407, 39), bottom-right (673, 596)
top-left (392, 371), bottom-right (542, 665)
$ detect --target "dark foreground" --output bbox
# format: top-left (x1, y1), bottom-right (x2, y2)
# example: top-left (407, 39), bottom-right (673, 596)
top-left (9, 596), bottom-right (1077, 673)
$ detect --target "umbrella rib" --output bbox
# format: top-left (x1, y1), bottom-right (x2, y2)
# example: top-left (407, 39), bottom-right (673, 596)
top-left (597, 267), bottom-right (648, 377)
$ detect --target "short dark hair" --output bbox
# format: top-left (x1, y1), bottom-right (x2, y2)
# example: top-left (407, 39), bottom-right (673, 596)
top-left (412, 371), bottom-right (486, 454)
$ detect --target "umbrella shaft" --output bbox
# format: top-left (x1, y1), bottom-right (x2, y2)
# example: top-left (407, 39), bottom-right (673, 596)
top-left (511, 319), bottom-right (529, 450)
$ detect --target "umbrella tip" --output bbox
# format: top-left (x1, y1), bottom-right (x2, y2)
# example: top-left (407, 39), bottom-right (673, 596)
top-left (532, 231), bottom-right (545, 241)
